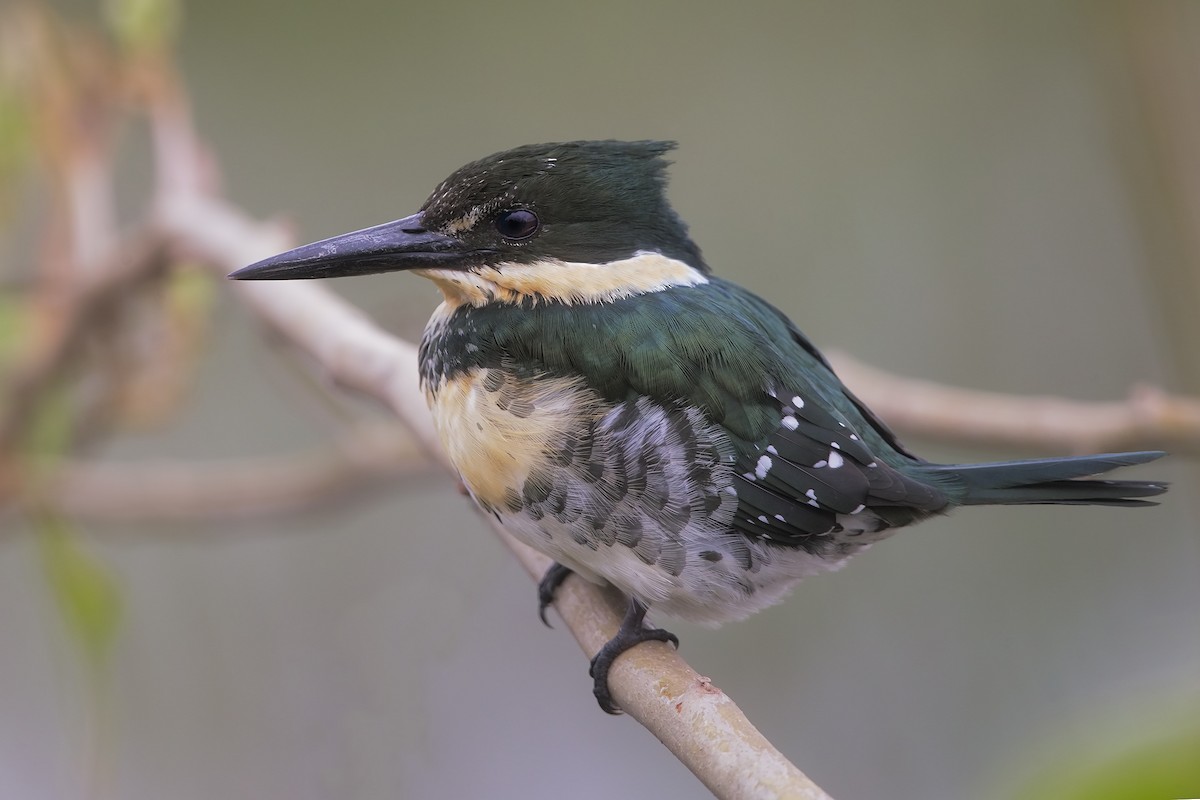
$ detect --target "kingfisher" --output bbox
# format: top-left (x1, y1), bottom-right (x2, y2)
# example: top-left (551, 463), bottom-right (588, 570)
top-left (232, 140), bottom-right (1167, 713)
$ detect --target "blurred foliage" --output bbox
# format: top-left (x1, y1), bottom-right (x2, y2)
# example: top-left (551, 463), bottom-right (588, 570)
top-left (0, 291), bottom-right (29, 369)
top-left (24, 371), bottom-right (124, 675)
top-left (115, 265), bottom-right (216, 427)
top-left (0, 84), bottom-right (33, 217)
top-left (0, 29), bottom-right (34, 221)
top-left (103, 0), bottom-right (181, 53)
top-left (22, 375), bottom-right (77, 469)
top-left (1015, 704), bottom-right (1200, 800)
top-left (36, 512), bottom-right (123, 675)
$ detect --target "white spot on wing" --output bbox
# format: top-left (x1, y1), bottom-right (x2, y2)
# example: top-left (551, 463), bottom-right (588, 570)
top-left (791, 395), bottom-right (805, 409)
top-left (755, 455), bottom-right (773, 479)
top-left (782, 415), bottom-right (799, 431)
top-left (828, 450), bottom-right (844, 469)
top-left (805, 489), bottom-right (820, 508)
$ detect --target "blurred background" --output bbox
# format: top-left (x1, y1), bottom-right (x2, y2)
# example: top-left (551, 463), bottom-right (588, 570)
top-left (1, 1), bottom-right (1198, 798)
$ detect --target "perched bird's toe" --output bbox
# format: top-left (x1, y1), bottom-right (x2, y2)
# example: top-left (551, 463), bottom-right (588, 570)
top-left (588, 599), bottom-right (678, 714)
top-left (536, 562), bottom-right (574, 628)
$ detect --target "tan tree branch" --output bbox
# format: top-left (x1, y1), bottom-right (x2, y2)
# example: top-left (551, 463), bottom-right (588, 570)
top-left (828, 354), bottom-right (1200, 456)
top-left (36, 422), bottom-right (435, 523)
top-left (0, 231), bottom-right (172, 457)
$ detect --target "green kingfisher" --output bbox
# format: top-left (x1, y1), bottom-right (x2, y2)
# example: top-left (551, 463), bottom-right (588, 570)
top-left (231, 140), bottom-right (1167, 713)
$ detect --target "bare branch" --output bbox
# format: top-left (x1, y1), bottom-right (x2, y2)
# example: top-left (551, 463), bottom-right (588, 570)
top-left (35, 423), bottom-right (435, 523)
top-left (498, 529), bottom-right (835, 800)
top-left (0, 231), bottom-right (171, 458)
top-left (828, 352), bottom-right (1200, 456)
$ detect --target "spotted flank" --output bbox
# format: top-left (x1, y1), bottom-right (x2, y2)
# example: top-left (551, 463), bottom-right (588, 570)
top-left (424, 363), bottom-right (846, 622)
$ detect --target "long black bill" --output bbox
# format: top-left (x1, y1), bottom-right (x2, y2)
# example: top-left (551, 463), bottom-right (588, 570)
top-left (229, 212), bottom-right (467, 280)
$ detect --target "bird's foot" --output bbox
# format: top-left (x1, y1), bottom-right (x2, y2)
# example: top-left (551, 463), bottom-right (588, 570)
top-left (537, 562), bottom-right (574, 628)
top-left (589, 598), bottom-right (678, 715)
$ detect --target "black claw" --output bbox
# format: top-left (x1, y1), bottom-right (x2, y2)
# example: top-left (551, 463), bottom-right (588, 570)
top-left (588, 598), bottom-right (679, 714)
top-left (537, 562), bottom-right (574, 628)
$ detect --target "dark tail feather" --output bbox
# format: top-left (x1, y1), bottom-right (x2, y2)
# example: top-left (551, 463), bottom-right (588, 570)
top-left (920, 451), bottom-right (1168, 507)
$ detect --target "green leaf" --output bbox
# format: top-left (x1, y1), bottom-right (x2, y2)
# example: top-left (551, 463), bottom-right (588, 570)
top-left (102, 0), bottom-right (182, 52)
top-left (22, 378), bottom-right (76, 471)
top-left (0, 81), bottom-right (33, 219)
top-left (0, 290), bottom-right (27, 368)
top-left (37, 514), bottom-right (123, 673)
top-left (1013, 702), bottom-right (1200, 800)
top-left (166, 263), bottom-right (215, 321)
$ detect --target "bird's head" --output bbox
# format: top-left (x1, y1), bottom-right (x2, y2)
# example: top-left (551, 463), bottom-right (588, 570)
top-left (231, 140), bottom-right (709, 305)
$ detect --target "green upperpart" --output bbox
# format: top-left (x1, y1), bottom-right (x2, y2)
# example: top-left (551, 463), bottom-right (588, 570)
top-left (420, 277), bottom-right (912, 461)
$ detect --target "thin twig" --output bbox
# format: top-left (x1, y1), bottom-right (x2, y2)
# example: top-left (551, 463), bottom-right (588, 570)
top-left (827, 352), bottom-right (1200, 455)
top-left (34, 423), bottom-right (435, 523)
top-left (0, 232), bottom-right (171, 462)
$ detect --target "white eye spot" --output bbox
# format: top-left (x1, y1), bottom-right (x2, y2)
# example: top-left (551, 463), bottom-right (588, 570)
top-left (791, 395), bottom-right (805, 409)
top-left (828, 451), bottom-right (844, 469)
top-left (755, 455), bottom-right (773, 479)
top-left (805, 489), bottom-right (820, 508)
top-left (782, 415), bottom-right (799, 431)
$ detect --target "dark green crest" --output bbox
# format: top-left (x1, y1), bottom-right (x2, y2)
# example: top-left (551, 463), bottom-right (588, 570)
top-left (420, 140), bottom-right (708, 271)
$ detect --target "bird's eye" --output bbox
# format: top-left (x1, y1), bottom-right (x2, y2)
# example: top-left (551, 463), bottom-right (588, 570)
top-left (495, 209), bottom-right (539, 241)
